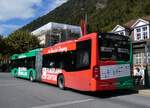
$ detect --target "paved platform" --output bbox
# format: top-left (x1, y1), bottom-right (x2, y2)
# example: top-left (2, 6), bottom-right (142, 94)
top-left (139, 89), bottom-right (150, 96)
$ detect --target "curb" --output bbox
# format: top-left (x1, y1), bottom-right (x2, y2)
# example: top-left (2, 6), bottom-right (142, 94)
top-left (138, 90), bottom-right (150, 96)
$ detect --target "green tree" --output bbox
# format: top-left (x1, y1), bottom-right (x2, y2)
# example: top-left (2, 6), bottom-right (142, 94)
top-left (0, 35), bottom-right (3, 56)
top-left (19, 0), bottom-right (150, 33)
top-left (0, 35), bottom-right (3, 45)
top-left (6, 30), bottom-right (40, 54)
top-left (0, 35), bottom-right (6, 55)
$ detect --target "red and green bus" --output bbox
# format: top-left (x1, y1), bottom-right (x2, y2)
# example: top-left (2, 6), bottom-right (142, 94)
top-left (11, 32), bottom-right (134, 91)
top-left (11, 48), bottom-right (42, 81)
top-left (40, 32), bottom-right (133, 91)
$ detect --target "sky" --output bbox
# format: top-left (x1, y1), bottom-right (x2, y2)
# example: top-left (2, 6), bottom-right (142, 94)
top-left (0, 0), bottom-right (68, 36)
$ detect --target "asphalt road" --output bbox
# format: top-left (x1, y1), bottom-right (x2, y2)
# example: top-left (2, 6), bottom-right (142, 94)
top-left (0, 72), bottom-right (150, 108)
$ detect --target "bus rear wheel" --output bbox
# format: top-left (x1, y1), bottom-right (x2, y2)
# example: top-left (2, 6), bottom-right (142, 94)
top-left (58, 75), bottom-right (65, 90)
top-left (29, 72), bottom-right (34, 82)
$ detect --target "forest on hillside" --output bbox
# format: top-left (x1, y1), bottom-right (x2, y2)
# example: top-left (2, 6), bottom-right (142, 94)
top-left (20, 0), bottom-right (150, 33)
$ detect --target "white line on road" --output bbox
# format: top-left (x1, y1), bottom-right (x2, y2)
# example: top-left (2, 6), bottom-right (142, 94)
top-left (31, 98), bottom-right (94, 108)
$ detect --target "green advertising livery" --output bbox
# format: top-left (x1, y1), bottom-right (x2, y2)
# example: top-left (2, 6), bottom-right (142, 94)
top-left (11, 48), bottom-right (42, 81)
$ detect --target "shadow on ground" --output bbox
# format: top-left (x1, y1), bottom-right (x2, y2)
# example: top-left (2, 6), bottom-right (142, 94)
top-left (70, 89), bottom-right (138, 99)
top-left (11, 76), bottom-right (139, 99)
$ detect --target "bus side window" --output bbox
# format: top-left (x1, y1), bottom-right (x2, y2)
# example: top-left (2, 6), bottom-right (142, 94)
top-left (19, 58), bottom-right (24, 67)
top-left (76, 39), bottom-right (91, 70)
top-left (24, 59), bottom-right (28, 67)
top-left (76, 49), bottom-right (90, 69)
top-left (63, 40), bottom-right (91, 72)
top-left (63, 51), bottom-right (76, 71)
top-left (49, 62), bottom-right (55, 68)
top-left (27, 57), bottom-right (35, 68)
top-left (43, 55), bottom-right (49, 68)
top-left (43, 54), bottom-right (57, 68)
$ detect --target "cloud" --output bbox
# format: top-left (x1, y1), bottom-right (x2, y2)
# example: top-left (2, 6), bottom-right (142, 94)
top-left (0, 0), bottom-right (42, 21)
top-left (0, 24), bottom-right (21, 36)
top-left (45, 0), bottom-right (68, 12)
top-left (0, 0), bottom-right (68, 36)
top-left (52, 0), bottom-right (68, 7)
top-left (0, 0), bottom-right (68, 21)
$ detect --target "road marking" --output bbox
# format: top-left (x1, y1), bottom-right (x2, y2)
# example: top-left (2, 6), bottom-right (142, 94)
top-left (0, 83), bottom-right (27, 87)
top-left (31, 98), bottom-right (94, 108)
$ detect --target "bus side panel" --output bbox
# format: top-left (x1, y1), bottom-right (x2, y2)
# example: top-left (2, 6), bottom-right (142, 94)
top-left (64, 34), bottom-right (98, 91)
top-left (64, 70), bottom-right (92, 91)
top-left (40, 67), bottom-right (62, 85)
top-left (41, 79), bottom-right (57, 85)
top-left (90, 33), bottom-right (98, 91)
top-left (17, 67), bottom-right (28, 79)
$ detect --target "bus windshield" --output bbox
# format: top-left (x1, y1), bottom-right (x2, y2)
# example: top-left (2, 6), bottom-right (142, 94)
top-left (98, 33), bottom-right (130, 61)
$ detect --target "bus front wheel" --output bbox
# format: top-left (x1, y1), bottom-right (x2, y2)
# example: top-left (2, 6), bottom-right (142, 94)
top-left (58, 75), bottom-right (65, 90)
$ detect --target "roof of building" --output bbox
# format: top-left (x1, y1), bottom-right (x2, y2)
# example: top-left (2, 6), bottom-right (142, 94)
top-left (142, 15), bottom-right (150, 21)
top-left (31, 22), bottom-right (81, 36)
top-left (124, 19), bottom-right (137, 28)
top-left (124, 15), bottom-right (150, 28)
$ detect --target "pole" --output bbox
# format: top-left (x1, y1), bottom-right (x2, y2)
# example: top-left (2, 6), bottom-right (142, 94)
top-left (85, 13), bottom-right (87, 34)
top-left (85, 13), bottom-right (88, 26)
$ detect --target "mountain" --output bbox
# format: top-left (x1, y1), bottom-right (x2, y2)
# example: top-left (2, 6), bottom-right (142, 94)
top-left (21, 0), bottom-right (150, 33)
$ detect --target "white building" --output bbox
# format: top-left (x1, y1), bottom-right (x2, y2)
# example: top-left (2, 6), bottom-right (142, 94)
top-left (31, 22), bottom-right (82, 47)
top-left (112, 16), bottom-right (150, 75)
top-left (111, 25), bottom-right (130, 36)
top-left (131, 18), bottom-right (150, 41)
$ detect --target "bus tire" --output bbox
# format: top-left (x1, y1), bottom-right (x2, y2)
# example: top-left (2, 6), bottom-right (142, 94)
top-left (29, 72), bottom-right (34, 82)
top-left (58, 75), bottom-right (65, 90)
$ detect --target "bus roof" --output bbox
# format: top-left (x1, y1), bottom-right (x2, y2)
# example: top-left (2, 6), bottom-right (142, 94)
top-left (11, 48), bottom-right (42, 60)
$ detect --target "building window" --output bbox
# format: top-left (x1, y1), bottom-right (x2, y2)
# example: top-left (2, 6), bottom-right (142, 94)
top-left (142, 26), bottom-right (148, 39)
top-left (135, 52), bottom-right (142, 64)
top-left (144, 52), bottom-right (150, 64)
top-left (135, 25), bottom-right (149, 41)
top-left (119, 31), bottom-right (124, 35)
top-left (115, 31), bottom-right (125, 36)
top-left (136, 28), bottom-right (141, 40)
top-left (143, 26), bottom-right (147, 31)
